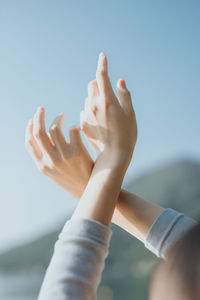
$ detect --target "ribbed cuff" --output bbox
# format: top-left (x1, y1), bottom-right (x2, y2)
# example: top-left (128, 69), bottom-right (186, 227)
top-left (59, 217), bottom-right (112, 247)
top-left (145, 208), bottom-right (184, 258)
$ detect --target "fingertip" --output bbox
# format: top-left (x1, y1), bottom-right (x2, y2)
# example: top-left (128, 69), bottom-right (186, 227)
top-left (37, 106), bottom-right (45, 112)
top-left (69, 125), bottom-right (83, 146)
top-left (71, 125), bottom-right (81, 133)
top-left (120, 78), bottom-right (126, 88)
top-left (69, 126), bottom-right (76, 138)
top-left (97, 52), bottom-right (107, 70)
top-left (117, 78), bottom-right (126, 89)
top-left (99, 52), bottom-right (106, 57)
top-left (75, 125), bottom-right (81, 131)
top-left (98, 52), bottom-right (106, 62)
top-left (59, 112), bottom-right (66, 120)
top-left (28, 119), bottom-right (33, 129)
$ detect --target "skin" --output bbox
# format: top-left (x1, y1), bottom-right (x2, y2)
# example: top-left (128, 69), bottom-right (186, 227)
top-left (25, 110), bottom-right (94, 199)
top-left (71, 53), bottom-right (137, 225)
top-left (25, 52), bottom-right (188, 299)
top-left (149, 261), bottom-right (187, 300)
top-left (25, 53), bottom-right (163, 237)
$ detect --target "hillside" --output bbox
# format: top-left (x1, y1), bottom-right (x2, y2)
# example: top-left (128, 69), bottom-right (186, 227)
top-left (127, 159), bottom-right (200, 218)
top-left (0, 159), bottom-right (200, 300)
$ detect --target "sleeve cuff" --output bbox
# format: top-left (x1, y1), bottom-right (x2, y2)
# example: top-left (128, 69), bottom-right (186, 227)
top-left (59, 217), bottom-right (112, 247)
top-left (144, 208), bottom-right (197, 258)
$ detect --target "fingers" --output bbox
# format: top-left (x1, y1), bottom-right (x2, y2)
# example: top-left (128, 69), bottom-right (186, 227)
top-left (95, 52), bottom-right (114, 101)
top-left (49, 113), bottom-right (68, 154)
top-left (84, 96), bottom-right (91, 112)
top-left (29, 108), bottom-right (84, 163)
top-left (47, 132), bottom-right (55, 146)
top-left (80, 110), bottom-right (101, 154)
top-left (25, 119), bottom-right (43, 162)
top-left (84, 97), bottom-right (98, 122)
top-left (80, 110), bottom-right (86, 130)
top-left (88, 79), bottom-right (99, 99)
top-left (116, 79), bottom-right (134, 115)
top-left (86, 79), bottom-right (99, 112)
top-left (49, 113), bottom-right (84, 155)
top-left (33, 107), bottom-right (55, 156)
top-left (69, 125), bottom-right (83, 148)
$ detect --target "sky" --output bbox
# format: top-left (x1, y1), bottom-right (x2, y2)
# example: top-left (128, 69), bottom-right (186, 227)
top-left (0, 0), bottom-right (200, 252)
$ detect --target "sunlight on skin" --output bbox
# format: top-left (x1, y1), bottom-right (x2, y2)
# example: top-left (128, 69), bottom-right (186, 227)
top-left (25, 52), bottom-right (163, 238)
top-left (25, 106), bottom-right (94, 199)
top-left (71, 52), bottom-right (138, 226)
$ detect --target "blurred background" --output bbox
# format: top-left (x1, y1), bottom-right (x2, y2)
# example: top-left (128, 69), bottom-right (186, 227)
top-left (0, 0), bottom-right (200, 299)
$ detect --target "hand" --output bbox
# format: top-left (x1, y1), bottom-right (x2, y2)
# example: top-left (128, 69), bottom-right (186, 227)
top-left (80, 52), bottom-right (137, 172)
top-left (25, 107), bottom-right (94, 199)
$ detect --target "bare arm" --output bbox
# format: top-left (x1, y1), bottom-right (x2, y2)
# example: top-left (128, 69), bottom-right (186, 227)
top-left (80, 53), bottom-right (164, 238)
top-left (113, 189), bottom-right (164, 242)
top-left (72, 154), bottom-right (126, 226)
top-left (36, 52), bottom-right (138, 300)
top-left (72, 52), bottom-right (137, 225)
top-left (25, 53), bottom-right (163, 241)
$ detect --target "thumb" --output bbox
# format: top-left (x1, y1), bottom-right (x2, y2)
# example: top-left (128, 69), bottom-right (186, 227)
top-left (116, 79), bottom-right (133, 115)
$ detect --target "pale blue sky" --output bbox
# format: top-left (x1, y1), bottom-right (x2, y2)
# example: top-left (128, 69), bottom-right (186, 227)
top-left (0, 0), bottom-right (200, 252)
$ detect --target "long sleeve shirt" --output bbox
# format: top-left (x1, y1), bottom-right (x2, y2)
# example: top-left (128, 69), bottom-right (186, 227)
top-left (37, 208), bottom-right (197, 300)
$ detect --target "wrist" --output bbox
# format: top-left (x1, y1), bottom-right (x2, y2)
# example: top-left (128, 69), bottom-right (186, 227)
top-left (72, 165), bottom-right (124, 226)
top-left (96, 148), bottom-right (131, 176)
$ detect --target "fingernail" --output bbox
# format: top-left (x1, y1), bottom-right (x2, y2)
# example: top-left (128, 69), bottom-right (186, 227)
top-left (120, 79), bottom-right (126, 88)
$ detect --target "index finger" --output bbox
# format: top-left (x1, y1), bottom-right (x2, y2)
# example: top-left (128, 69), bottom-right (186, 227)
top-left (33, 107), bottom-right (55, 156)
top-left (95, 52), bottom-right (115, 101)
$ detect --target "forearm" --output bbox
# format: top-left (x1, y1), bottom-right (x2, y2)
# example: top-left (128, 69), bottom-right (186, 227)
top-left (112, 189), bottom-right (164, 242)
top-left (145, 208), bottom-right (198, 259)
top-left (72, 154), bottom-right (126, 226)
top-left (112, 191), bottom-right (197, 258)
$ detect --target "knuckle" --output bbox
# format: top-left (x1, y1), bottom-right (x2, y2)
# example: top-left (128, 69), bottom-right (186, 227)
top-left (50, 154), bottom-right (63, 167)
top-left (88, 79), bottom-right (96, 91)
top-left (124, 88), bottom-right (130, 95)
top-left (34, 128), bottom-right (45, 139)
top-left (50, 124), bottom-right (59, 134)
top-left (51, 159), bottom-right (60, 168)
top-left (103, 99), bottom-right (111, 110)
top-left (81, 121), bottom-right (88, 130)
top-left (81, 121), bottom-right (85, 130)
top-left (25, 137), bottom-right (33, 148)
top-left (68, 147), bottom-right (81, 159)
top-left (88, 80), bottom-right (94, 89)
top-left (125, 89), bottom-right (131, 96)
top-left (73, 149), bottom-right (82, 158)
top-left (97, 94), bottom-right (109, 107)
top-left (91, 105), bottom-right (98, 116)
top-left (82, 116), bottom-right (89, 127)
top-left (69, 126), bottom-right (76, 135)
top-left (96, 68), bottom-right (106, 77)
top-left (39, 164), bottom-right (49, 175)
top-left (63, 150), bottom-right (70, 160)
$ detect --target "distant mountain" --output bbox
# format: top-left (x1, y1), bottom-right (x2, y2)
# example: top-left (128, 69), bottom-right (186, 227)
top-left (0, 158), bottom-right (200, 300)
top-left (126, 159), bottom-right (200, 218)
